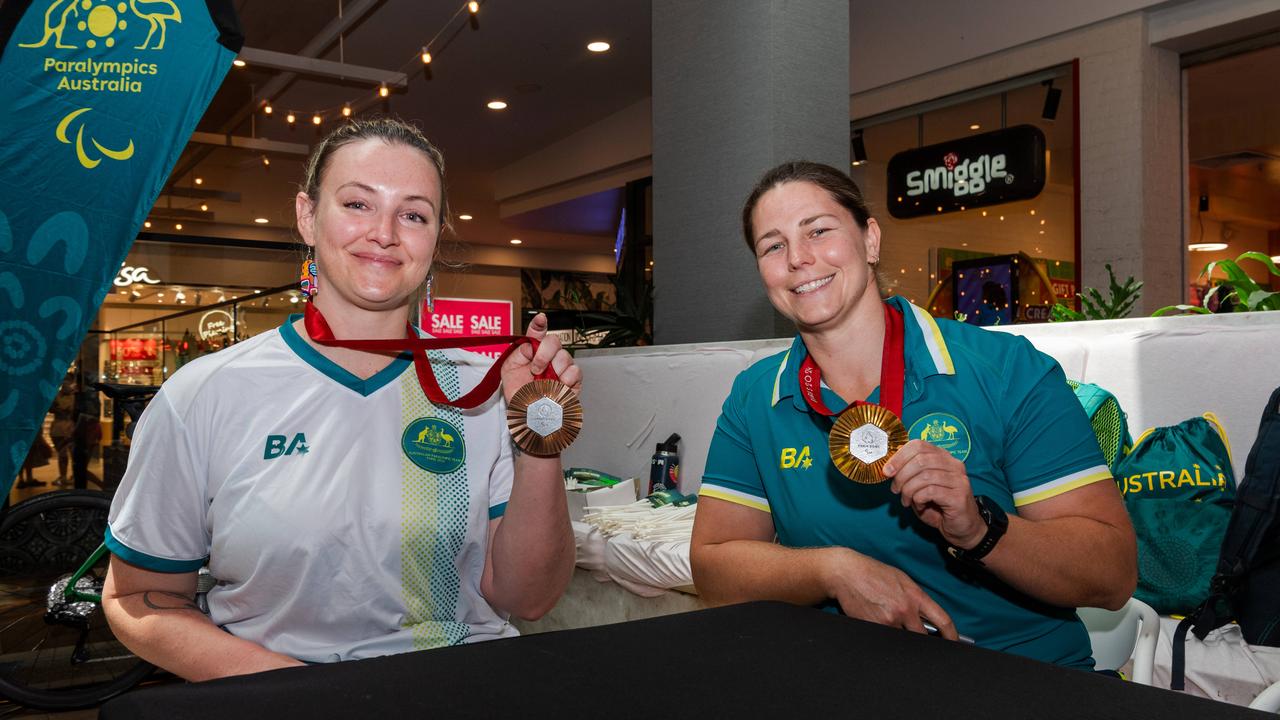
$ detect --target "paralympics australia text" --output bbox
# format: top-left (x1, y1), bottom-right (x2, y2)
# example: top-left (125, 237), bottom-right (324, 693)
top-left (44, 57), bottom-right (158, 93)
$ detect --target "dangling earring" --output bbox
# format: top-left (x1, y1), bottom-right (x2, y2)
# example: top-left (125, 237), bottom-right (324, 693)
top-left (300, 250), bottom-right (319, 298)
top-left (424, 272), bottom-right (434, 313)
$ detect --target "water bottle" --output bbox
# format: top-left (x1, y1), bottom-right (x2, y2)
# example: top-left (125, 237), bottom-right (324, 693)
top-left (648, 433), bottom-right (681, 495)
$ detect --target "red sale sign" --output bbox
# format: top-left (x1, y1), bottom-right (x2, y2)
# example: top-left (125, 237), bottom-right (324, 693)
top-left (422, 297), bottom-right (515, 359)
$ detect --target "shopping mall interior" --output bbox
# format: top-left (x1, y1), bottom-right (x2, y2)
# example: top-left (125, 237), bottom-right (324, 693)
top-left (3, 0), bottom-right (1280, 716)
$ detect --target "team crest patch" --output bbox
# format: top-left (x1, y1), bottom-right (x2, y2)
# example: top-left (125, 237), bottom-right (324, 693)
top-left (908, 413), bottom-right (971, 461)
top-left (402, 417), bottom-right (466, 474)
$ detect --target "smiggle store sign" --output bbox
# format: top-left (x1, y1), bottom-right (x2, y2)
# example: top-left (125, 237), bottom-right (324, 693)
top-left (886, 124), bottom-right (1046, 219)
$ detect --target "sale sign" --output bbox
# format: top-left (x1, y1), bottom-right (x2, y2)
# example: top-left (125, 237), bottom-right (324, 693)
top-left (422, 297), bottom-right (514, 359)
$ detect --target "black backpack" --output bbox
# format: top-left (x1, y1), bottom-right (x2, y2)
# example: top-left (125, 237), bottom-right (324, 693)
top-left (1172, 385), bottom-right (1280, 690)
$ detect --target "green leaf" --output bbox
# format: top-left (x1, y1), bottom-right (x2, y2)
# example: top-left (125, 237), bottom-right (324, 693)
top-left (1243, 289), bottom-right (1279, 311)
top-left (1152, 304), bottom-right (1211, 316)
top-left (1235, 251), bottom-right (1280, 277)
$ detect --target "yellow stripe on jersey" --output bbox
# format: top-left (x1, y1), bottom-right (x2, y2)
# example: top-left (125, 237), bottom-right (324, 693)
top-left (1012, 465), bottom-right (1112, 507)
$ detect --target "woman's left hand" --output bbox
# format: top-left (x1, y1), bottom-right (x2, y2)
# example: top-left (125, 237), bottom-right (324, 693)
top-left (500, 313), bottom-right (582, 404)
top-left (883, 440), bottom-right (986, 550)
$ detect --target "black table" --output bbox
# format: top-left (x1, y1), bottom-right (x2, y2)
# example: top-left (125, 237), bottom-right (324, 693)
top-left (101, 602), bottom-right (1266, 719)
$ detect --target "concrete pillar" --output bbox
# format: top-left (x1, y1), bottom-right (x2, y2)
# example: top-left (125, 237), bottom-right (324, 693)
top-left (652, 0), bottom-right (849, 343)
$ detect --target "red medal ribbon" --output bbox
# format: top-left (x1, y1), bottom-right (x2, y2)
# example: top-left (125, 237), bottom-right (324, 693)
top-left (303, 302), bottom-right (557, 408)
top-left (798, 302), bottom-right (906, 418)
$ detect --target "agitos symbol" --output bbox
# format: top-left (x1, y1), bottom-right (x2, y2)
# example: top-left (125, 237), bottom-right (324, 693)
top-left (56, 107), bottom-right (134, 169)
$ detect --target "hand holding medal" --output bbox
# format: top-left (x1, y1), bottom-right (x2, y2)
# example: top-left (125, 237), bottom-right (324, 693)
top-left (304, 303), bottom-right (583, 457)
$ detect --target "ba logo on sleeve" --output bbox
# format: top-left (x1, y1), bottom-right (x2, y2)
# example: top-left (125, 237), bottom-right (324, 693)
top-left (908, 413), bottom-right (971, 461)
top-left (402, 417), bottom-right (465, 474)
top-left (264, 433), bottom-right (309, 459)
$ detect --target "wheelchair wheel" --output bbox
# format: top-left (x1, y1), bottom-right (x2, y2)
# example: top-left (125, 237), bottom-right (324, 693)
top-left (0, 490), bottom-right (153, 710)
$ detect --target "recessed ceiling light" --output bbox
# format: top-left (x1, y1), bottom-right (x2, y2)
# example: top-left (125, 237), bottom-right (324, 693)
top-left (194, 178), bottom-right (203, 185)
top-left (458, 214), bottom-right (473, 221)
top-left (969, 124), bottom-right (980, 130)
top-left (510, 238), bottom-right (522, 245)
top-left (1272, 255), bottom-right (1280, 263)
top-left (254, 218), bottom-right (269, 224)
top-left (233, 58), bottom-right (246, 67)
top-left (487, 100), bottom-right (508, 110)
top-left (587, 41), bottom-right (611, 53)
top-left (200, 204), bottom-right (208, 212)
top-left (143, 221), bottom-right (151, 228)
top-left (175, 223), bottom-right (183, 230)
top-left (1189, 242), bottom-right (1229, 252)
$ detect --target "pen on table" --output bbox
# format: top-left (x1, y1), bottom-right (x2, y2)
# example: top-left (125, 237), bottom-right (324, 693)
top-left (922, 620), bottom-right (975, 645)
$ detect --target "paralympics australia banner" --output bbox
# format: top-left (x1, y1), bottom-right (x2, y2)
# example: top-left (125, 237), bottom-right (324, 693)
top-left (0, 0), bottom-right (241, 492)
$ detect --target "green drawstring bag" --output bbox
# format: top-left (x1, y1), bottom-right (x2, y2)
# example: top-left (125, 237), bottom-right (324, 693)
top-left (1115, 414), bottom-right (1236, 615)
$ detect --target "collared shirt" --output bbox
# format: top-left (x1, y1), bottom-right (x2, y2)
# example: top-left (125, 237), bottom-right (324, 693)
top-left (700, 296), bottom-right (1110, 668)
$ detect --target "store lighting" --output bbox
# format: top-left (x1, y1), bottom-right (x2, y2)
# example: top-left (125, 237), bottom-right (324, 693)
top-left (587, 41), bottom-right (611, 53)
top-left (286, 112), bottom-right (296, 125)
top-left (200, 204), bottom-right (209, 212)
top-left (510, 238), bottom-right (522, 245)
top-left (969, 124), bottom-right (980, 130)
top-left (290, 294), bottom-right (299, 304)
top-left (312, 114), bottom-right (322, 126)
top-left (851, 129), bottom-right (867, 165)
top-left (233, 58), bottom-right (246, 67)
top-left (254, 218), bottom-right (269, 224)
top-left (421, 47), bottom-right (432, 64)
top-left (262, 156), bottom-right (271, 168)
top-left (487, 100), bottom-right (507, 110)
top-left (458, 214), bottom-right (473, 221)
top-left (1272, 255), bottom-right (1280, 264)
top-left (342, 104), bottom-right (352, 118)
top-left (468, 1), bottom-right (479, 13)
top-left (1189, 243), bottom-right (1229, 252)
top-left (143, 221), bottom-right (151, 228)
top-left (131, 289), bottom-right (141, 297)
top-left (263, 103), bottom-right (273, 115)
top-left (175, 223), bottom-right (183, 230)
top-left (379, 84), bottom-right (389, 99)
top-left (194, 177), bottom-right (203, 185)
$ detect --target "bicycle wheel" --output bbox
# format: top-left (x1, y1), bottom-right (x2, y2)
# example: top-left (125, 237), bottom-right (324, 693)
top-left (0, 490), bottom-right (153, 710)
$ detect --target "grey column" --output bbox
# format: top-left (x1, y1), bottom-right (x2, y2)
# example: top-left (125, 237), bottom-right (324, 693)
top-left (652, 0), bottom-right (849, 344)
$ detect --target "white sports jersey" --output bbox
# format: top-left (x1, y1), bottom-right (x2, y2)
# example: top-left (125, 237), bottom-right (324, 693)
top-left (107, 317), bottom-right (517, 662)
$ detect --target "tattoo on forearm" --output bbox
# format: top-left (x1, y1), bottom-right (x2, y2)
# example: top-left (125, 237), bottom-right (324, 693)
top-left (142, 591), bottom-right (201, 613)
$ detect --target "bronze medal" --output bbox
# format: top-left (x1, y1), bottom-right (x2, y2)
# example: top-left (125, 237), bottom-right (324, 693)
top-left (828, 404), bottom-right (907, 484)
top-left (507, 379), bottom-right (583, 456)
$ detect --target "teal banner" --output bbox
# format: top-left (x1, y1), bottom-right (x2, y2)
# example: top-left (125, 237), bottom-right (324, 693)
top-left (0, 0), bottom-right (241, 493)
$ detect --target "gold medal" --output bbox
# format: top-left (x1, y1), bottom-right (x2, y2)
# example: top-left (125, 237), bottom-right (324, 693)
top-left (506, 379), bottom-right (583, 456)
top-left (828, 404), bottom-right (908, 484)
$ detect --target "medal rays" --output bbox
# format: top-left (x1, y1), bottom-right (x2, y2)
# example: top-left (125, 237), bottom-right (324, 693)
top-left (829, 404), bottom-right (907, 484)
top-left (507, 380), bottom-right (583, 456)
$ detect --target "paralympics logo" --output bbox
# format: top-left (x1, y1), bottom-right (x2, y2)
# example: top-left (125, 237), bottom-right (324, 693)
top-left (402, 417), bottom-right (466, 474)
top-left (907, 412), bottom-right (971, 461)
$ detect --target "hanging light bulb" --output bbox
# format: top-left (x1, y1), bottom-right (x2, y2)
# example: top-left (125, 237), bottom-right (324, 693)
top-left (378, 83), bottom-right (389, 98)
top-left (312, 113), bottom-right (322, 126)
top-left (342, 104), bottom-right (352, 117)
top-left (468, 1), bottom-right (479, 13)
top-left (286, 111), bottom-right (296, 125)
top-left (421, 46), bottom-right (432, 64)
top-left (200, 203), bottom-right (208, 212)
top-left (262, 155), bottom-right (270, 168)
top-left (263, 103), bottom-right (273, 115)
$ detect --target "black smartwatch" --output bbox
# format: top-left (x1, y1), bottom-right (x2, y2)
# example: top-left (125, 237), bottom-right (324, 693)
top-left (947, 495), bottom-right (1008, 566)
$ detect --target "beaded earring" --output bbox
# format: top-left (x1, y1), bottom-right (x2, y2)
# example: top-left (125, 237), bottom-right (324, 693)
top-left (424, 272), bottom-right (434, 313)
top-left (300, 251), bottom-right (319, 298)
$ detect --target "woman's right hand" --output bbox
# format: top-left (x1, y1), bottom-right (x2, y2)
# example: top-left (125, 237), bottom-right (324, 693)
top-left (820, 547), bottom-right (958, 640)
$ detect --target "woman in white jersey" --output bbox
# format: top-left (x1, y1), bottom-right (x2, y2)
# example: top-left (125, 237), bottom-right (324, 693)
top-left (102, 118), bottom-right (577, 679)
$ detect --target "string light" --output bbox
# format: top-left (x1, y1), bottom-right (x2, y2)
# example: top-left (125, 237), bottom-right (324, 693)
top-left (312, 113), bottom-right (322, 126)
top-left (143, 221), bottom-right (151, 228)
top-left (379, 83), bottom-right (389, 98)
top-left (200, 204), bottom-right (208, 212)
top-left (262, 156), bottom-right (270, 168)
top-left (469, 1), bottom-right (479, 12)
top-left (342, 104), bottom-right (352, 117)
top-left (421, 47), bottom-right (432, 64)
top-left (232, 58), bottom-right (246, 67)
top-left (286, 111), bottom-right (296, 125)
top-left (263, 103), bottom-right (272, 115)
top-left (194, 177), bottom-right (203, 185)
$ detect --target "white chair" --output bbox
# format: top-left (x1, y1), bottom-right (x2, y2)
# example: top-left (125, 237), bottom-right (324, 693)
top-left (1079, 597), bottom-right (1159, 685)
top-left (1250, 680), bottom-right (1280, 712)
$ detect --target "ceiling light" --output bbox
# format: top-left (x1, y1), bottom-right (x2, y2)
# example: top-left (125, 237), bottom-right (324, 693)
top-left (290, 295), bottom-right (299, 304)
top-left (342, 104), bottom-right (352, 117)
top-left (263, 103), bottom-right (273, 115)
top-left (175, 291), bottom-right (185, 300)
top-left (194, 177), bottom-right (203, 185)
top-left (379, 83), bottom-right (389, 98)
top-left (175, 223), bottom-right (183, 230)
top-left (487, 100), bottom-right (507, 110)
top-left (200, 204), bottom-right (209, 212)
top-left (969, 124), bottom-right (980, 130)
top-left (850, 160), bottom-right (866, 167)
top-left (254, 217), bottom-right (269, 224)
top-left (143, 221), bottom-right (151, 228)
top-left (286, 112), bottom-right (296, 124)
top-left (1030, 209), bottom-right (1036, 215)
top-left (233, 58), bottom-right (246, 67)
top-left (587, 41), bottom-right (611, 53)
top-left (458, 214), bottom-right (473, 221)
top-left (131, 289), bottom-right (141, 297)
top-left (510, 238), bottom-right (522, 245)
top-left (421, 47), bottom-right (432, 64)
top-left (262, 156), bottom-right (271, 167)
top-left (1189, 242), bottom-right (1229, 252)
top-left (312, 114), bottom-right (322, 126)
top-left (468, 1), bottom-right (479, 13)
top-left (1272, 255), bottom-right (1280, 263)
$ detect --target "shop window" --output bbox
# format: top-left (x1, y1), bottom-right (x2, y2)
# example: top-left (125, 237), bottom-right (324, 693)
top-left (851, 66), bottom-right (1077, 324)
top-left (1185, 45), bottom-right (1280, 307)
